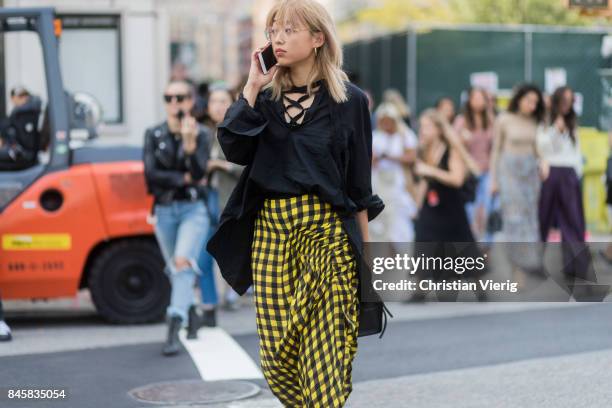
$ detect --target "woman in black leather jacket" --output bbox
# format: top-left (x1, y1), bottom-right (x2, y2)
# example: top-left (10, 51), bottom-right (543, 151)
top-left (143, 80), bottom-right (210, 356)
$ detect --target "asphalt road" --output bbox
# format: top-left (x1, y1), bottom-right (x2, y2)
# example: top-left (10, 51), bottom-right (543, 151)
top-left (2, 294), bottom-right (612, 408)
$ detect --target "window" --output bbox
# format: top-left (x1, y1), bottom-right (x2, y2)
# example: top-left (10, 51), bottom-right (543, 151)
top-left (58, 14), bottom-right (123, 124)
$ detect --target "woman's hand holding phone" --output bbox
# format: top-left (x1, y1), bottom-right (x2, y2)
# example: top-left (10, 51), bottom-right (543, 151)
top-left (180, 115), bottom-right (198, 155)
top-left (243, 43), bottom-right (278, 107)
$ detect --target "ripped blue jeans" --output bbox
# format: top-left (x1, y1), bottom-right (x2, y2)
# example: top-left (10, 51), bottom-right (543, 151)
top-left (154, 200), bottom-right (209, 324)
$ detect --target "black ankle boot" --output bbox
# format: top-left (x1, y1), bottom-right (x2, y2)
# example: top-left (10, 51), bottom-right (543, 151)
top-left (202, 308), bottom-right (217, 328)
top-left (162, 315), bottom-right (182, 356)
top-left (187, 305), bottom-right (201, 340)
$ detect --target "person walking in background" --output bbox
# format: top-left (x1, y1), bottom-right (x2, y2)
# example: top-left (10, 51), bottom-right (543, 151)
top-left (413, 109), bottom-right (479, 243)
top-left (198, 83), bottom-right (245, 316)
top-left (383, 88), bottom-right (414, 129)
top-left (410, 109), bottom-right (485, 302)
top-left (0, 294), bottom-right (12, 342)
top-left (490, 83), bottom-right (548, 287)
top-left (370, 102), bottom-right (418, 244)
top-left (436, 96), bottom-right (456, 124)
top-left (454, 87), bottom-right (495, 242)
top-left (206, 0), bottom-right (385, 404)
top-left (143, 80), bottom-right (211, 356)
top-left (537, 85), bottom-right (591, 282)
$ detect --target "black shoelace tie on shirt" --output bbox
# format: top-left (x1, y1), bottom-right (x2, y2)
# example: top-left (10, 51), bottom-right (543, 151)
top-left (282, 80), bottom-right (322, 128)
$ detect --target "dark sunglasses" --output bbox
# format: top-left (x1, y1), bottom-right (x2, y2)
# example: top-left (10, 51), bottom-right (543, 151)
top-left (163, 93), bottom-right (190, 103)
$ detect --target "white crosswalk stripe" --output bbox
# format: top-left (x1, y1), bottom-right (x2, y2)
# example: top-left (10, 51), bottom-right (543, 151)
top-left (180, 327), bottom-right (263, 381)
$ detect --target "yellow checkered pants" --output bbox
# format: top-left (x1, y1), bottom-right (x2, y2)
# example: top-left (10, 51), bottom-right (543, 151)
top-left (251, 192), bottom-right (360, 407)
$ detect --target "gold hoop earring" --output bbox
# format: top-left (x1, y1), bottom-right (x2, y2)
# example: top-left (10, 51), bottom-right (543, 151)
top-left (314, 47), bottom-right (318, 57)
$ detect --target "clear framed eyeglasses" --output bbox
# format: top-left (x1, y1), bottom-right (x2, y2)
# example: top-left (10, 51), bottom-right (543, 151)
top-left (264, 26), bottom-right (310, 41)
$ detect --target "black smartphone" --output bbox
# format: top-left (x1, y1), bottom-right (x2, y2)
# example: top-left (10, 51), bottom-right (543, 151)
top-left (257, 43), bottom-right (277, 75)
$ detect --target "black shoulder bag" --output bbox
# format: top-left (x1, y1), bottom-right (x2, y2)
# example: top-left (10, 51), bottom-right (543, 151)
top-left (460, 172), bottom-right (478, 203)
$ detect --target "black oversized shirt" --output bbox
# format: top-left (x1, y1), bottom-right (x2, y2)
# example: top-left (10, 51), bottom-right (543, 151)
top-left (243, 82), bottom-right (345, 206)
top-left (206, 80), bottom-right (384, 296)
top-left (217, 81), bottom-right (381, 216)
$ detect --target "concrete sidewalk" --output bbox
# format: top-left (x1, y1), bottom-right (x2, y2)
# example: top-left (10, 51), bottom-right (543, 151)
top-left (346, 348), bottom-right (612, 408)
top-left (219, 347), bottom-right (612, 408)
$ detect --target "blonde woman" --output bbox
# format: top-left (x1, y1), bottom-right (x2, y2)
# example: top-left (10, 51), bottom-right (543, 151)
top-left (206, 0), bottom-right (386, 406)
top-left (382, 88), bottom-right (413, 128)
top-left (413, 109), bottom-right (481, 241)
top-left (370, 103), bottom-right (418, 244)
top-left (409, 109), bottom-right (486, 301)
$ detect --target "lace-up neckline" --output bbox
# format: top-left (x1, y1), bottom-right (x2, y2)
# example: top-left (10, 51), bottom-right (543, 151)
top-left (281, 80), bottom-right (323, 128)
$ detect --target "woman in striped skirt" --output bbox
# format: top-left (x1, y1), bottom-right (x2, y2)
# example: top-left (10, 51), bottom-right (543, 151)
top-left (206, 0), bottom-right (385, 406)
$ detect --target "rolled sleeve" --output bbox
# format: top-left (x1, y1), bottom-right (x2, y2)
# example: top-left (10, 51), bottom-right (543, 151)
top-left (347, 91), bottom-right (384, 222)
top-left (217, 94), bottom-right (268, 165)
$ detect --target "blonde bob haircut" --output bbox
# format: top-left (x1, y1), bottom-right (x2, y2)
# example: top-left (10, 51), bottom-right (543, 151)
top-left (374, 103), bottom-right (409, 135)
top-left (264, 0), bottom-right (348, 103)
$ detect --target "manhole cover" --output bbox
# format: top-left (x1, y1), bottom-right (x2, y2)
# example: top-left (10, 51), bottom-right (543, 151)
top-left (129, 379), bottom-right (260, 405)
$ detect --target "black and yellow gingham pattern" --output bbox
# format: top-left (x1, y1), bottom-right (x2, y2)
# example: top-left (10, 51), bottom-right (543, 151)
top-left (251, 192), bottom-right (360, 407)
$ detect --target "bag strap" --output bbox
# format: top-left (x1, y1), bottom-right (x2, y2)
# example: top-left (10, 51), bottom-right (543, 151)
top-left (379, 303), bottom-right (394, 338)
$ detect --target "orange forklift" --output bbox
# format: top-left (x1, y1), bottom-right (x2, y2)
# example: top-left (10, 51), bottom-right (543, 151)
top-left (0, 8), bottom-right (170, 323)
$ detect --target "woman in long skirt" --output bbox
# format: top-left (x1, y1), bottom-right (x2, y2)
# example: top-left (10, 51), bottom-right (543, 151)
top-left (490, 84), bottom-right (548, 286)
top-left (252, 193), bottom-right (359, 405)
top-left (206, 0), bottom-right (385, 405)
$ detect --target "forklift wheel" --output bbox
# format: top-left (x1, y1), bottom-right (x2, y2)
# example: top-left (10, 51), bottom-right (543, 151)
top-left (88, 239), bottom-right (170, 324)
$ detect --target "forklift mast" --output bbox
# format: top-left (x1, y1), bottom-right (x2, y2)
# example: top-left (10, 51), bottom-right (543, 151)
top-left (0, 7), bottom-right (70, 171)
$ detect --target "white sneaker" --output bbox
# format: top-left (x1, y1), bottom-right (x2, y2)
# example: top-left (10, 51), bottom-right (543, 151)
top-left (0, 320), bottom-right (12, 341)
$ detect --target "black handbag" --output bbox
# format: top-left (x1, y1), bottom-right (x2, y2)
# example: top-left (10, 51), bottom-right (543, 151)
top-left (485, 193), bottom-right (502, 233)
top-left (486, 209), bottom-right (503, 234)
top-left (354, 253), bottom-right (393, 338)
top-left (460, 172), bottom-right (478, 203)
